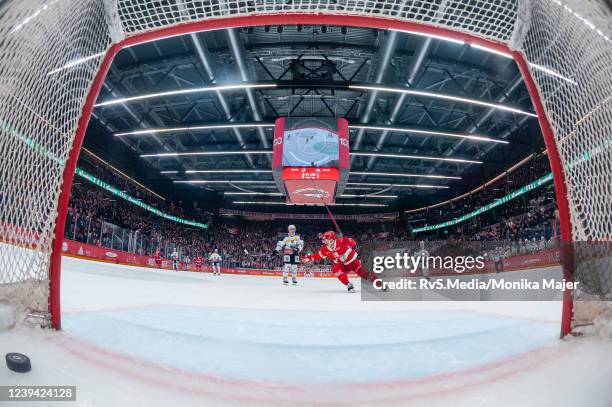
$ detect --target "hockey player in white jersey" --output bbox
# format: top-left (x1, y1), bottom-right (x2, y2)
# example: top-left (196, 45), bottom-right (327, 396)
top-left (209, 249), bottom-right (222, 276)
top-left (275, 225), bottom-right (304, 285)
top-left (171, 248), bottom-right (180, 272)
top-left (415, 241), bottom-right (430, 280)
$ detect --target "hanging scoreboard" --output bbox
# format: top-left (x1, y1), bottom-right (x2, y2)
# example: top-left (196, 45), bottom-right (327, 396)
top-left (272, 117), bottom-right (349, 204)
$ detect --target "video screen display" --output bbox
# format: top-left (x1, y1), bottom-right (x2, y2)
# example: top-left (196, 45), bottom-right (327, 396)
top-left (282, 126), bottom-right (339, 167)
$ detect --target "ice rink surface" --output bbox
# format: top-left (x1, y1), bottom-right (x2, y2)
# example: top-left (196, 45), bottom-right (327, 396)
top-left (1, 256), bottom-right (611, 406)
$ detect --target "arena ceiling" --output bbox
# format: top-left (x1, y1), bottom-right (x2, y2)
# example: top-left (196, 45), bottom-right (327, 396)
top-left (84, 24), bottom-right (545, 213)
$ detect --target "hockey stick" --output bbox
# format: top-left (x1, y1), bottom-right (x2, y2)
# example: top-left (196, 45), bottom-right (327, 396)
top-left (306, 176), bottom-right (343, 236)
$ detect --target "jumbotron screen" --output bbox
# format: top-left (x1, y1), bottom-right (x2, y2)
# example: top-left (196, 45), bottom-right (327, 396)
top-left (272, 117), bottom-right (350, 204)
top-left (280, 119), bottom-right (339, 167)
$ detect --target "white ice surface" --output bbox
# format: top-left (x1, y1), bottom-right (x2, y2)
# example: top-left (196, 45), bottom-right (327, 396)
top-left (0, 256), bottom-right (611, 406)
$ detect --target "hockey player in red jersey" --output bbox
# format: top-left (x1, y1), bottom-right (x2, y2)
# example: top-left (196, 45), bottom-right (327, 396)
top-left (154, 249), bottom-right (162, 269)
top-left (302, 231), bottom-right (380, 292)
top-left (193, 255), bottom-right (203, 271)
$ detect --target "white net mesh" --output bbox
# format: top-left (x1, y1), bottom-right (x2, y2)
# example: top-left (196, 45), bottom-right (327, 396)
top-left (116, 0), bottom-right (518, 41)
top-left (0, 0), bottom-right (112, 321)
top-left (0, 0), bottom-right (610, 330)
top-left (513, 0), bottom-right (612, 241)
top-left (513, 0), bottom-right (612, 331)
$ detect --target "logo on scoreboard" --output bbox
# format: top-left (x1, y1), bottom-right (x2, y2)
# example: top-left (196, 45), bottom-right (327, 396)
top-left (293, 187), bottom-right (330, 199)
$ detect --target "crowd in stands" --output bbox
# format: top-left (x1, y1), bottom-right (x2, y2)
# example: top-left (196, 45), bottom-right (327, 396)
top-left (205, 217), bottom-right (408, 269)
top-left (66, 152), bottom-right (558, 270)
top-left (408, 153), bottom-right (552, 225)
top-left (408, 153), bottom-right (558, 242)
top-left (67, 154), bottom-right (212, 258)
top-left (77, 153), bottom-right (211, 223)
top-left (450, 193), bottom-right (557, 242)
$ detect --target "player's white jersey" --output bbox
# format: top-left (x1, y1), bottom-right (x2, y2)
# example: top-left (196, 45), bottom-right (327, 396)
top-left (171, 251), bottom-right (179, 260)
top-left (276, 235), bottom-right (304, 253)
top-left (209, 253), bottom-right (222, 263)
top-left (494, 247), bottom-right (505, 261)
top-left (414, 249), bottom-right (430, 268)
top-left (277, 234), bottom-right (304, 266)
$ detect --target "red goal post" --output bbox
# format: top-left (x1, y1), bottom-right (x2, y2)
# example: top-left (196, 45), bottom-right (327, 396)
top-left (0, 1), bottom-right (609, 334)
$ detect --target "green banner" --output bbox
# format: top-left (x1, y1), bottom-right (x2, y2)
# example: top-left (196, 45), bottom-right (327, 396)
top-left (413, 172), bottom-right (553, 233)
top-left (75, 167), bottom-right (208, 229)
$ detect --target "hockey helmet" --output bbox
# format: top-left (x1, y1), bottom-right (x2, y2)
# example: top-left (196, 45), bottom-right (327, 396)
top-left (321, 231), bottom-right (336, 241)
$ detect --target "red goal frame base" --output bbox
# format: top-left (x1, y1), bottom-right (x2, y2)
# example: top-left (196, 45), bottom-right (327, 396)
top-left (49, 13), bottom-right (573, 334)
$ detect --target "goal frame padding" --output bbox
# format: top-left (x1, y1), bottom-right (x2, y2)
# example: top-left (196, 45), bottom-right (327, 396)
top-left (49, 13), bottom-right (573, 333)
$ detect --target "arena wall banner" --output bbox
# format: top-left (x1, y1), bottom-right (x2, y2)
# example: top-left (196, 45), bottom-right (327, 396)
top-left (500, 248), bottom-right (561, 272)
top-left (219, 208), bottom-right (399, 222)
top-left (0, 221), bottom-right (42, 248)
top-left (440, 249), bottom-right (562, 276)
top-left (61, 239), bottom-right (341, 277)
top-left (62, 239), bottom-right (563, 281)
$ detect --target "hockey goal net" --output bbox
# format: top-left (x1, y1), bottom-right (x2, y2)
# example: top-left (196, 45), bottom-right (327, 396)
top-left (0, 0), bottom-right (610, 334)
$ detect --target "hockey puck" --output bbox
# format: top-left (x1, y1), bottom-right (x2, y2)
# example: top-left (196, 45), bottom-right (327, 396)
top-left (5, 353), bottom-right (31, 373)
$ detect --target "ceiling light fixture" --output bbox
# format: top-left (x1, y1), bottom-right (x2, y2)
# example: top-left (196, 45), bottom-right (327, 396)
top-left (224, 192), bottom-right (283, 196)
top-left (351, 152), bottom-right (482, 164)
top-left (141, 150), bottom-right (271, 158)
top-left (95, 83), bottom-right (277, 107)
top-left (391, 29), bottom-right (465, 45)
top-left (349, 84), bottom-right (538, 117)
top-left (346, 182), bottom-right (449, 188)
top-left (339, 194), bottom-right (398, 199)
top-left (349, 125), bottom-right (507, 144)
top-left (115, 123), bottom-right (273, 137)
top-left (174, 180), bottom-right (275, 184)
top-left (351, 171), bottom-right (460, 180)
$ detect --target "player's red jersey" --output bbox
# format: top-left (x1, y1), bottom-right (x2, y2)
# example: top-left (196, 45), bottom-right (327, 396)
top-left (303, 235), bottom-right (379, 288)
top-left (194, 256), bottom-right (202, 265)
top-left (154, 251), bottom-right (162, 267)
top-left (307, 237), bottom-right (359, 265)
